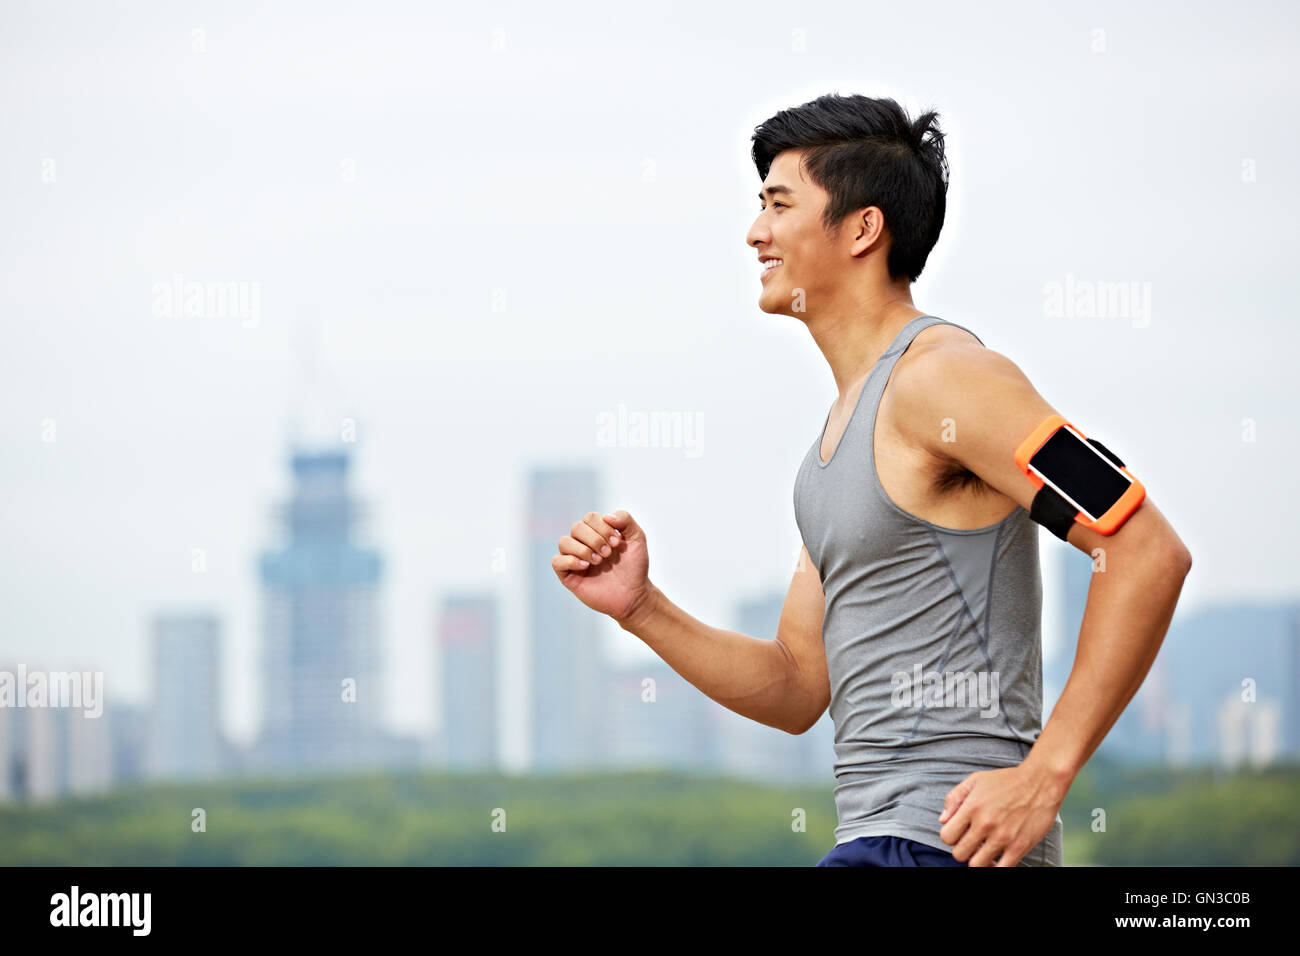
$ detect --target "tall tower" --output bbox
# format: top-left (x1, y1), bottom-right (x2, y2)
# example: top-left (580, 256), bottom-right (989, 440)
top-left (258, 448), bottom-right (384, 771)
top-left (528, 467), bottom-right (606, 770)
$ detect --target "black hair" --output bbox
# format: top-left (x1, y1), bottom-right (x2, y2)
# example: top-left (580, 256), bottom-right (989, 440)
top-left (751, 93), bottom-right (949, 283)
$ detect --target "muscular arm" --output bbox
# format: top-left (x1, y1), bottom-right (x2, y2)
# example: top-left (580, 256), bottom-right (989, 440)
top-left (892, 340), bottom-right (1193, 795)
top-left (618, 546), bottom-right (831, 735)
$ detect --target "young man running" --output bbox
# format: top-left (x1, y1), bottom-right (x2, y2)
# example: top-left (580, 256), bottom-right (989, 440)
top-left (551, 93), bottom-right (1192, 867)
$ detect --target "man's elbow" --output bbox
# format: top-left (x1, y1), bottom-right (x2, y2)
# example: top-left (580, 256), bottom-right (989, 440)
top-left (1107, 533), bottom-right (1190, 573)
top-left (785, 702), bottom-right (827, 736)
top-left (1110, 498), bottom-right (1191, 577)
top-left (1117, 511), bottom-right (1192, 576)
top-left (779, 711), bottom-right (808, 736)
top-left (1167, 540), bottom-right (1192, 576)
top-left (774, 704), bottom-right (808, 736)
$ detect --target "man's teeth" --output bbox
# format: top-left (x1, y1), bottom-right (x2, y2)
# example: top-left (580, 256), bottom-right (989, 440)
top-left (763, 259), bottom-right (783, 272)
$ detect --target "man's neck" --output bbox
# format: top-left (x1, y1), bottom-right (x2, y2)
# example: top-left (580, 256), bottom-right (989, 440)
top-left (804, 288), bottom-right (928, 399)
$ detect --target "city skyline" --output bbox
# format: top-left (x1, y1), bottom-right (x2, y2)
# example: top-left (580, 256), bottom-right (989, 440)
top-left (4, 433), bottom-right (1295, 805)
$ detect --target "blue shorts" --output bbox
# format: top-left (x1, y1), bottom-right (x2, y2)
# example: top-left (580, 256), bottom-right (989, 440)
top-left (817, 835), bottom-right (968, 867)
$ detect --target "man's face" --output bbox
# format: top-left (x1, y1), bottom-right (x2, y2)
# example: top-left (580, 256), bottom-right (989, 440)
top-left (746, 149), bottom-right (837, 316)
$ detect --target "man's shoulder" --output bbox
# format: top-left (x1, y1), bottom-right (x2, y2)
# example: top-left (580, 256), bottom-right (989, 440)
top-left (894, 322), bottom-right (1027, 400)
top-left (904, 321), bottom-right (984, 361)
top-left (889, 324), bottom-right (1037, 457)
top-left (892, 323), bottom-right (988, 408)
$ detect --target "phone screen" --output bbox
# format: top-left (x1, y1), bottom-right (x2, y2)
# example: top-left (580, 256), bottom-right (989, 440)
top-left (1029, 426), bottom-right (1131, 521)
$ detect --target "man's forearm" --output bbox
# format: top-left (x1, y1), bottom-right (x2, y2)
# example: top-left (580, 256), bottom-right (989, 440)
top-left (1023, 545), bottom-right (1192, 795)
top-left (617, 583), bottom-right (813, 734)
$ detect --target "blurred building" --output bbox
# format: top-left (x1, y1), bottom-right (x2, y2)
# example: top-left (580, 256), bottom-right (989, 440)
top-left (146, 613), bottom-right (227, 780)
top-left (0, 701), bottom-right (9, 801)
top-left (254, 446), bottom-right (394, 772)
top-left (1217, 694), bottom-right (1281, 769)
top-left (108, 701), bottom-right (148, 786)
top-left (0, 703), bottom-right (44, 801)
top-left (21, 705), bottom-right (67, 800)
top-left (1049, 546), bottom-right (1299, 768)
top-left (436, 593), bottom-right (500, 770)
top-left (0, 663), bottom-right (118, 803)
top-left (603, 659), bottom-right (717, 771)
top-left (1157, 601), bottom-right (1299, 767)
top-left (66, 704), bottom-right (113, 795)
top-left (528, 467), bottom-right (607, 770)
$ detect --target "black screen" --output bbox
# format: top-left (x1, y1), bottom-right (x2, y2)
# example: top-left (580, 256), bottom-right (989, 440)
top-left (1029, 427), bottom-right (1131, 520)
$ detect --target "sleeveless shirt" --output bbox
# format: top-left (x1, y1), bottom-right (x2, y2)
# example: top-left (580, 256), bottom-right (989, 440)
top-left (792, 314), bottom-right (1063, 866)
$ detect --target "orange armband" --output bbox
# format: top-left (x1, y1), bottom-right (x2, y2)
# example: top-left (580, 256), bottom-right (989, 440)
top-left (1014, 414), bottom-right (1145, 538)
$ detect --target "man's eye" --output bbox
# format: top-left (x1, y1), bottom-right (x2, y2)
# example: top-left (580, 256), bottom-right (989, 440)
top-left (761, 201), bottom-right (786, 211)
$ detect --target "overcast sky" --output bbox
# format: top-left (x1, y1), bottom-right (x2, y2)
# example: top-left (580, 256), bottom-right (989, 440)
top-left (2, 0), bottom-right (1296, 768)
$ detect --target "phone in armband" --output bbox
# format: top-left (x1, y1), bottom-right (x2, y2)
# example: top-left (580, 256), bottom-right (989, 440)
top-left (1013, 414), bottom-right (1146, 539)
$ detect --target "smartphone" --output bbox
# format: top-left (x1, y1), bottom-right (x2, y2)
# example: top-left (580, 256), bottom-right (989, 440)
top-left (1026, 424), bottom-right (1133, 523)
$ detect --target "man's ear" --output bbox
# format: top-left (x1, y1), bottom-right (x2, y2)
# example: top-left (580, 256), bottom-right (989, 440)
top-left (848, 207), bottom-right (887, 258)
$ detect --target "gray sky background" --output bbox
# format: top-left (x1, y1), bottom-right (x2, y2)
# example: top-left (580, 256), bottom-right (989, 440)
top-left (2, 0), bottom-right (1296, 769)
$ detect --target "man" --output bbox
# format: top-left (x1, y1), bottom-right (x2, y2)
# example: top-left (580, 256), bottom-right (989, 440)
top-left (551, 93), bottom-right (1192, 867)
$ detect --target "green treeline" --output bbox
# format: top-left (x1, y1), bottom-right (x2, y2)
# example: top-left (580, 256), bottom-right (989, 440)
top-left (1, 760), bottom-right (1295, 866)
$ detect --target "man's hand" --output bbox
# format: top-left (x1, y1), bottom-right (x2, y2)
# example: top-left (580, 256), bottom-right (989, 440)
top-left (551, 509), bottom-right (654, 625)
top-left (937, 762), bottom-right (1067, 867)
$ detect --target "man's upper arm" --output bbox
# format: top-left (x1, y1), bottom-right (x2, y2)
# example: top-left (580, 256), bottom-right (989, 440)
top-left (892, 341), bottom-right (1192, 564)
top-left (774, 545), bottom-right (830, 734)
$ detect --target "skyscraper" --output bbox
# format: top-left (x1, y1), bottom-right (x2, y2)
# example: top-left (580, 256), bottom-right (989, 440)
top-left (147, 613), bottom-right (225, 781)
top-left (108, 701), bottom-right (148, 786)
top-left (0, 663), bottom-right (115, 802)
top-left (528, 467), bottom-right (606, 770)
top-left (603, 659), bottom-right (718, 772)
top-left (65, 704), bottom-right (112, 796)
top-left (257, 448), bottom-right (384, 771)
top-left (437, 593), bottom-right (500, 770)
top-left (24, 702), bottom-right (68, 800)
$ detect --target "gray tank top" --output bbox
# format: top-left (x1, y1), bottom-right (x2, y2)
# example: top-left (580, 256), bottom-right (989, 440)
top-left (793, 314), bottom-right (1063, 866)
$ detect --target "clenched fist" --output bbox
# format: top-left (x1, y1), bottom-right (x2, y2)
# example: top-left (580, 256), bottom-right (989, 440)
top-left (552, 510), bottom-right (653, 625)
